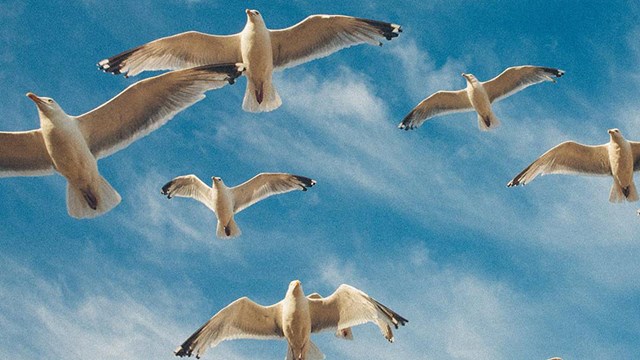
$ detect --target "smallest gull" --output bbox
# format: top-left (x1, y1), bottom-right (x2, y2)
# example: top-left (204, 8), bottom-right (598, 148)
top-left (399, 65), bottom-right (564, 131)
top-left (508, 128), bottom-right (640, 203)
top-left (161, 172), bottom-right (316, 238)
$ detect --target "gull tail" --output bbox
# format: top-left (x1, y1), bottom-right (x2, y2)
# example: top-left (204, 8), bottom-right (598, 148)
top-left (67, 176), bottom-right (121, 218)
top-left (216, 217), bottom-right (241, 238)
top-left (243, 79), bottom-right (281, 113)
top-left (477, 112), bottom-right (500, 131)
top-left (285, 341), bottom-right (325, 360)
top-left (610, 182), bottom-right (639, 203)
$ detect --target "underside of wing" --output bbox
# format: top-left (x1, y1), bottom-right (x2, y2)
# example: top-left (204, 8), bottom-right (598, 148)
top-left (483, 65), bottom-right (564, 103)
top-left (508, 141), bottom-right (611, 187)
top-left (175, 297), bottom-right (283, 358)
top-left (0, 130), bottom-right (54, 178)
top-left (398, 90), bottom-right (473, 130)
top-left (98, 31), bottom-right (242, 77)
top-left (231, 173), bottom-right (316, 213)
top-left (270, 15), bottom-right (401, 70)
top-left (160, 174), bottom-right (214, 211)
top-left (308, 284), bottom-right (407, 342)
top-left (78, 63), bottom-right (244, 159)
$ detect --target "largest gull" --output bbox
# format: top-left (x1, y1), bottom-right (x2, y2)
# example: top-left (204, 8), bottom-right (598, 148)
top-left (98, 9), bottom-right (402, 113)
top-left (0, 63), bottom-right (244, 218)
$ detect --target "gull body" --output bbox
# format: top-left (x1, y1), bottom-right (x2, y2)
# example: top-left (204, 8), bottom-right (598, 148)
top-left (161, 173), bottom-right (316, 238)
top-left (399, 65), bottom-right (564, 131)
top-left (508, 128), bottom-right (640, 202)
top-left (0, 64), bottom-right (243, 218)
top-left (31, 93), bottom-right (120, 215)
top-left (98, 9), bottom-right (401, 113)
top-left (174, 280), bottom-right (408, 359)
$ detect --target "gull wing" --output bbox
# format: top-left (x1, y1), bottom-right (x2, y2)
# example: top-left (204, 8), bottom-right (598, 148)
top-left (398, 90), bottom-right (472, 130)
top-left (98, 31), bottom-right (242, 77)
top-left (230, 173), bottom-right (316, 214)
top-left (161, 174), bottom-right (214, 212)
top-left (175, 297), bottom-right (284, 358)
top-left (0, 130), bottom-right (54, 177)
top-left (77, 63), bottom-right (244, 159)
top-left (270, 15), bottom-right (401, 70)
top-left (508, 141), bottom-right (611, 187)
top-left (482, 65), bottom-right (564, 103)
top-left (308, 284), bottom-right (408, 342)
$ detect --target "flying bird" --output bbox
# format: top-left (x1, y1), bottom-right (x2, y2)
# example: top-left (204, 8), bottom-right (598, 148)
top-left (508, 128), bottom-right (640, 203)
top-left (98, 9), bottom-right (402, 113)
top-left (399, 65), bottom-right (564, 131)
top-left (0, 63), bottom-right (244, 218)
top-left (174, 280), bottom-right (408, 359)
top-left (161, 173), bottom-right (316, 238)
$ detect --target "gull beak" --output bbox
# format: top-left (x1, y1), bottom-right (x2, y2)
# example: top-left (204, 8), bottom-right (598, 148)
top-left (26, 92), bottom-right (45, 105)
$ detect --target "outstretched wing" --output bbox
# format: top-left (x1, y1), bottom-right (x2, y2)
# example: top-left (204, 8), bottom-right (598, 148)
top-left (77, 63), bottom-right (244, 159)
top-left (230, 173), bottom-right (316, 213)
top-left (175, 297), bottom-right (284, 358)
top-left (270, 15), bottom-right (401, 70)
top-left (98, 31), bottom-right (242, 77)
top-left (398, 90), bottom-right (473, 130)
top-left (482, 65), bottom-right (564, 103)
top-left (507, 141), bottom-right (611, 187)
top-left (0, 130), bottom-right (54, 177)
top-left (308, 284), bottom-right (408, 342)
top-left (161, 174), bottom-right (214, 211)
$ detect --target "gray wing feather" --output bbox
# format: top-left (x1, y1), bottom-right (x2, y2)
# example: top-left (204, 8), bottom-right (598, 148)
top-left (160, 174), bottom-right (214, 212)
top-left (270, 15), bottom-right (401, 70)
top-left (0, 130), bottom-right (54, 177)
top-left (78, 63), bottom-right (243, 159)
top-left (508, 141), bottom-right (611, 187)
top-left (631, 141), bottom-right (640, 172)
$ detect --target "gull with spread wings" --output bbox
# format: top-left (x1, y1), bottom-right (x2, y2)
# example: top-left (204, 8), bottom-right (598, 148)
top-left (0, 63), bottom-right (244, 218)
top-left (98, 9), bottom-right (401, 113)
top-left (508, 128), bottom-right (640, 203)
top-left (161, 173), bottom-right (316, 238)
top-left (174, 280), bottom-right (408, 359)
top-left (399, 65), bottom-right (564, 131)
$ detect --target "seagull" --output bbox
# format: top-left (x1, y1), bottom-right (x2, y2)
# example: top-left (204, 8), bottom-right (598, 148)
top-left (507, 128), bottom-right (640, 203)
top-left (0, 63), bottom-right (244, 218)
top-left (161, 173), bottom-right (316, 238)
top-left (174, 280), bottom-right (408, 359)
top-left (98, 9), bottom-right (402, 113)
top-left (398, 65), bottom-right (564, 131)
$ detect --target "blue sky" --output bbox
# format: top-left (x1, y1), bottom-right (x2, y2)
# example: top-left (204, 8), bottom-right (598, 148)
top-left (1, 0), bottom-right (640, 359)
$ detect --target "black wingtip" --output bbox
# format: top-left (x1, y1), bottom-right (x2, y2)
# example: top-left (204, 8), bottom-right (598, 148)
top-left (292, 175), bottom-right (316, 190)
top-left (161, 181), bottom-right (174, 198)
top-left (357, 18), bottom-right (402, 41)
top-left (542, 67), bottom-right (565, 78)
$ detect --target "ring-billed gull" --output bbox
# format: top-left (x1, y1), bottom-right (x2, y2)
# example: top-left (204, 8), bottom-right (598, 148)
top-left (174, 280), bottom-right (408, 359)
top-left (161, 173), bottom-right (316, 238)
top-left (508, 128), bottom-right (640, 202)
top-left (98, 9), bottom-right (401, 113)
top-left (399, 65), bottom-right (564, 131)
top-left (0, 63), bottom-right (244, 218)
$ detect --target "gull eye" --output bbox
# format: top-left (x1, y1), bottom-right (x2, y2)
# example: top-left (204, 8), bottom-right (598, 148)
top-left (47, 99), bottom-right (54, 104)
top-left (255, 11), bottom-right (260, 15)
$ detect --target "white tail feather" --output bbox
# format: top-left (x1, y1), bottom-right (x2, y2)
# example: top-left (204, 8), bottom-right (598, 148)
top-left (67, 176), bottom-right (121, 219)
top-left (284, 341), bottom-right (325, 360)
top-left (610, 181), bottom-right (639, 203)
top-left (477, 112), bottom-right (501, 131)
top-left (216, 217), bottom-right (241, 238)
top-left (242, 80), bottom-right (282, 113)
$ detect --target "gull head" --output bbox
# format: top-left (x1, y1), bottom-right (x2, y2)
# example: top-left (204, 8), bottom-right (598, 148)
top-left (211, 176), bottom-right (224, 186)
top-left (287, 280), bottom-right (304, 297)
top-left (26, 92), bottom-right (63, 116)
top-left (245, 9), bottom-right (264, 24)
top-left (608, 128), bottom-right (623, 140)
top-left (461, 73), bottom-right (476, 83)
